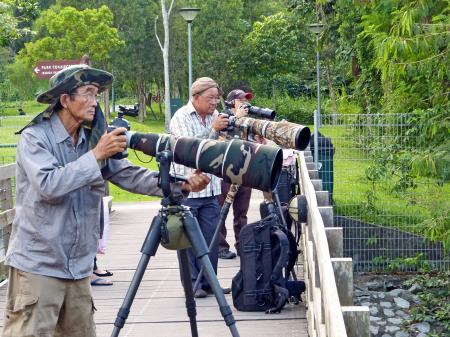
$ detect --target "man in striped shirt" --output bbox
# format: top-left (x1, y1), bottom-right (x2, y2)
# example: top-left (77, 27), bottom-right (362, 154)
top-left (170, 77), bottom-right (230, 298)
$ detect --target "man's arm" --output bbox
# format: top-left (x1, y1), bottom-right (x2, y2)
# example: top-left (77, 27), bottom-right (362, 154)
top-left (17, 128), bottom-right (103, 200)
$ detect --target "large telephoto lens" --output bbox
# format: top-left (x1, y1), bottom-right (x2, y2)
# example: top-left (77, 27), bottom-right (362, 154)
top-left (232, 116), bottom-right (311, 150)
top-left (247, 105), bottom-right (276, 120)
top-left (126, 132), bottom-right (283, 192)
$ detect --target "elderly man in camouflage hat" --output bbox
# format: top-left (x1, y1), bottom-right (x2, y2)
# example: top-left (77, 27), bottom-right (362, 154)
top-left (2, 64), bottom-right (210, 337)
top-left (169, 77), bottom-right (231, 298)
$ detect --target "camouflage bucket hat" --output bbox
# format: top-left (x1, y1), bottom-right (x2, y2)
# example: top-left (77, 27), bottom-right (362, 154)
top-left (36, 64), bottom-right (113, 104)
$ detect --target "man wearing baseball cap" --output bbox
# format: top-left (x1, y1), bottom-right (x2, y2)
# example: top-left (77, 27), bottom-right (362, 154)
top-left (217, 88), bottom-right (255, 259)
top-left (2, 64), bottom-right (209, 336)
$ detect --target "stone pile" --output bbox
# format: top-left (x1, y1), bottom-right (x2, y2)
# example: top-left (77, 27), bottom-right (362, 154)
top-left (353, 275), bottom-right (434, 337)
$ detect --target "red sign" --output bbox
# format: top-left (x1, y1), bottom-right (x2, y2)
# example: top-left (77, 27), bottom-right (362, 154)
top-left (33, 59), bottom-right (81, 79)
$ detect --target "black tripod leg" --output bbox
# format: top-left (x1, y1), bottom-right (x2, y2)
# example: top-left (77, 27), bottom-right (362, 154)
top-left (179, 248), bottom-right (199, 337)
top-left (193, 185), bottom-right (238, 293)
top-left (183, 210), bottom-right (240, 337)
top-left (110, 214), bottom-right (163, 337)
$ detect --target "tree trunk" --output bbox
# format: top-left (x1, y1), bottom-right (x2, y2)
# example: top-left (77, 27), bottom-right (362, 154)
top-left (102, 89), bottom-right (111, 121)
top-left (161, 0), bottom-right (172, 132)
top-left (157, 81), bottom-right (163, 115)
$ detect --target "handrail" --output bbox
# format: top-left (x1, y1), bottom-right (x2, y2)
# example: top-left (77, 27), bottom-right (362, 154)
top-left (0, 163), bottom-right (15, 281)
top-left (297, 151), bottom-right (369, 337)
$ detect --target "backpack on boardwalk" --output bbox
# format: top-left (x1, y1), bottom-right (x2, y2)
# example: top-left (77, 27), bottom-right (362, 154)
top-left (231, 214), bottom-right (302, 313)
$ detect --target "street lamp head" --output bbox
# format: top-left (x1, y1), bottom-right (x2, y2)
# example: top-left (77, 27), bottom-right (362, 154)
top-left (307, 23), bottom-right (324, 35)
top-left (179, 8), bottom-right (200, 23)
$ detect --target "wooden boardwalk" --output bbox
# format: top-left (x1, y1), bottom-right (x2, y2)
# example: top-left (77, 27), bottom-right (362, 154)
top-left (0, 193), bottom-right (307, 337)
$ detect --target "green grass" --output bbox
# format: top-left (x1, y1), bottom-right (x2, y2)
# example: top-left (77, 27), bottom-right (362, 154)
top-left (319, 125), bottom-right (450, 234)
top-left (0, 100), bottom-right (168, 202)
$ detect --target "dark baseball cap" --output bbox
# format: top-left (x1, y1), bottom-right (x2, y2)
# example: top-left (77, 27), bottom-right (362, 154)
top-left (226, 89), bottom-right (253, 101)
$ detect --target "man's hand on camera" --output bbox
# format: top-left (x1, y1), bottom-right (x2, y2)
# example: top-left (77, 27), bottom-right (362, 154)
top-left (212, 114), bottom-right (229, 132)
top-left (234, 104), bottom-right (248, 118)
top-left (181, 169), bottom-right (210, 192)
top-left (92, 127), bottom-right (127, 161)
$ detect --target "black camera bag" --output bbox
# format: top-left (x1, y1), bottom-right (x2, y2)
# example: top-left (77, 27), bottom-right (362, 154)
top-left (232, 214), bottom-right (290, 313)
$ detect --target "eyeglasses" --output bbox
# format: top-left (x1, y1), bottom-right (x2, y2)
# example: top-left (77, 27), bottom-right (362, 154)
top-left (200, 94), bottom-right (220, 103)
top-left (70, 92), bottom-right (100, 103)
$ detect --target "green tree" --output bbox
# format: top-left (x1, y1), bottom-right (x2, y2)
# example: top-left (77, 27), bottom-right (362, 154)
top-left (240, 11), bottom-right (314, 98)
top-left (190, 0), bottom-right (246, 88)
top-left (17, 5), bottom-right (123, 67)
top-left (0, 1), bottom-right (24, 47)
top-left (11, 5), bottom-right (124, 106)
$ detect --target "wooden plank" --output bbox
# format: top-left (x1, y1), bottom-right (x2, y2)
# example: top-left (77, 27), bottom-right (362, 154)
top-left (306, 162), bottom-right (315, 170)
top-left (310, 179), bottom-right (323, 191)
top-left (0, 209), bottom-right (15, 229)
top-left (308, 169), bottom-right (320, 179)
top-left (298, 152), bottom-right (348, 337)
top-left (315, 191), bottom-right (329, 206)
top-left (0, 193), bottom-right (308, 337)
top-left (318, 206), bottom-right (333, 227)
top-left (342, 306), bottom-right (370, 337)
top-left (0, 164), bottom-right (15, 181)
top-left (325, 227), bottom-right (343, 258)
top-left (0, 178), bottom-right (13, 211)
top-left (331, 258), bottom-right (353, 306)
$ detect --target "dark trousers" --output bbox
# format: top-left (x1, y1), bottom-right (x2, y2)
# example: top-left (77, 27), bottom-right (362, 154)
top-left (217, 181), bottom-right (252, 255)
top-left (180, 196), bottom-right (220, 289)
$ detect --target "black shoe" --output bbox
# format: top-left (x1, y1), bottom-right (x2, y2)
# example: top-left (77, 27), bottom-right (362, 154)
top-left (218, 249), bottom-right (237, 259)
top-left (194, 288), bottom-right (207, 298)
top-left (204, 287), bottom-right (231, 295)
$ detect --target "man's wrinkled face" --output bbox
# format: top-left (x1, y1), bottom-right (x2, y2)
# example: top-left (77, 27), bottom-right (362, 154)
top-left (193, 87), bottom-right (220, 117)
top-left (62, 85), bottom-right (99, 123)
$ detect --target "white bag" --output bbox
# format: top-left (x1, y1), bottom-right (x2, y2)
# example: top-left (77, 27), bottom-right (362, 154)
top-left (97, 196), bottom-right (112, 254)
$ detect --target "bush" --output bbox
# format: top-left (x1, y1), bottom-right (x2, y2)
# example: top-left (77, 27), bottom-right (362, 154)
top-left (251, 95), bottom-right (317, 125)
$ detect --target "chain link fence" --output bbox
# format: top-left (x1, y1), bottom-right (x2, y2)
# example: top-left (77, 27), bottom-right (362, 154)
top-left (318, 113), bottom-right (449, 272)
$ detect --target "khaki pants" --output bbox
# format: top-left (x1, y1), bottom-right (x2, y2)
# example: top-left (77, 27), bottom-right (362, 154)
top-left (2, 267), bottom-right (96, 337)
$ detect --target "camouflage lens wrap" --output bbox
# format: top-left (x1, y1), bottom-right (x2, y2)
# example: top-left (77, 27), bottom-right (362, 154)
top-left (129, 132), bottom-right (174, 156)
top-left (126, 132), bottom-right (283, 192)
top-left (174, 137), bottom-right (282, 192)
top-left (221, 139), bottom-right (282, 191)
top-left (172, 137), bottom-right (203, 169)
top-left (233, 116), bottom-right (311, 150)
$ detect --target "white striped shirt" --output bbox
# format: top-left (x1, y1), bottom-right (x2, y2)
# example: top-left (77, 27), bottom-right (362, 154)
top-left (169, 100), bottom-right (221, 198)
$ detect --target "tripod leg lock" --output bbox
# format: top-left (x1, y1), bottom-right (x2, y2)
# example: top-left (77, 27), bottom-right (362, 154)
top-left (114, 307), bottom-right (130, 329)
top-left (219, 305), bottom-right (236, 327)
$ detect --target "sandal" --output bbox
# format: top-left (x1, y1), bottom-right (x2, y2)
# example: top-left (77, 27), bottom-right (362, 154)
top-left (90, 277), bottom-right (113, 286)
top-left (93, 269), bottom-right (114, 277)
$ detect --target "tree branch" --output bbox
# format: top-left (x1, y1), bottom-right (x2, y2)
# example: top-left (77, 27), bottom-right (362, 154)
top-left (395, 49), bottom-right (448, 65)
top-left (167, 0), bottom-right (175, 16)
top-left (154, 15), bottom-right (163, 51)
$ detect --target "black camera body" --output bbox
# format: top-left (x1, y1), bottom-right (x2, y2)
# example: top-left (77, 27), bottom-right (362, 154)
top-left (107, 112), bottom-right (131, 159)
top-left (224, 100), bottom-right (276, 120)
top-left (220, 101), bottom-right (276, 134)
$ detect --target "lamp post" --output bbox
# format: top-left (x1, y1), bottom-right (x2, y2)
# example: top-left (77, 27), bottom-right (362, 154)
top-left (308, 23), bottom-right (324, 170)
top-left (179, 8), bottom-right (200, 97)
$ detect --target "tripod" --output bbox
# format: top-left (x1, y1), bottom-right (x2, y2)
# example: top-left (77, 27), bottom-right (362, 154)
top-left (111, 150), bottom-right (240, 337)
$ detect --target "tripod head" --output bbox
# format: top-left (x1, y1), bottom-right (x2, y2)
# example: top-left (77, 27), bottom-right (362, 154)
top-left (156, 150), bottom-right (186, 207)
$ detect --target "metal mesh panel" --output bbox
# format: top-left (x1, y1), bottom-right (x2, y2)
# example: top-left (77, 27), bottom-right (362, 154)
top-left (318, 113), bottom-right (449, 272)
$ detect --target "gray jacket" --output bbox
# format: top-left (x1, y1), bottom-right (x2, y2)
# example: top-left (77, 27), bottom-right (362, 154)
top-left (6, 113), bottom-right (161, 279)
